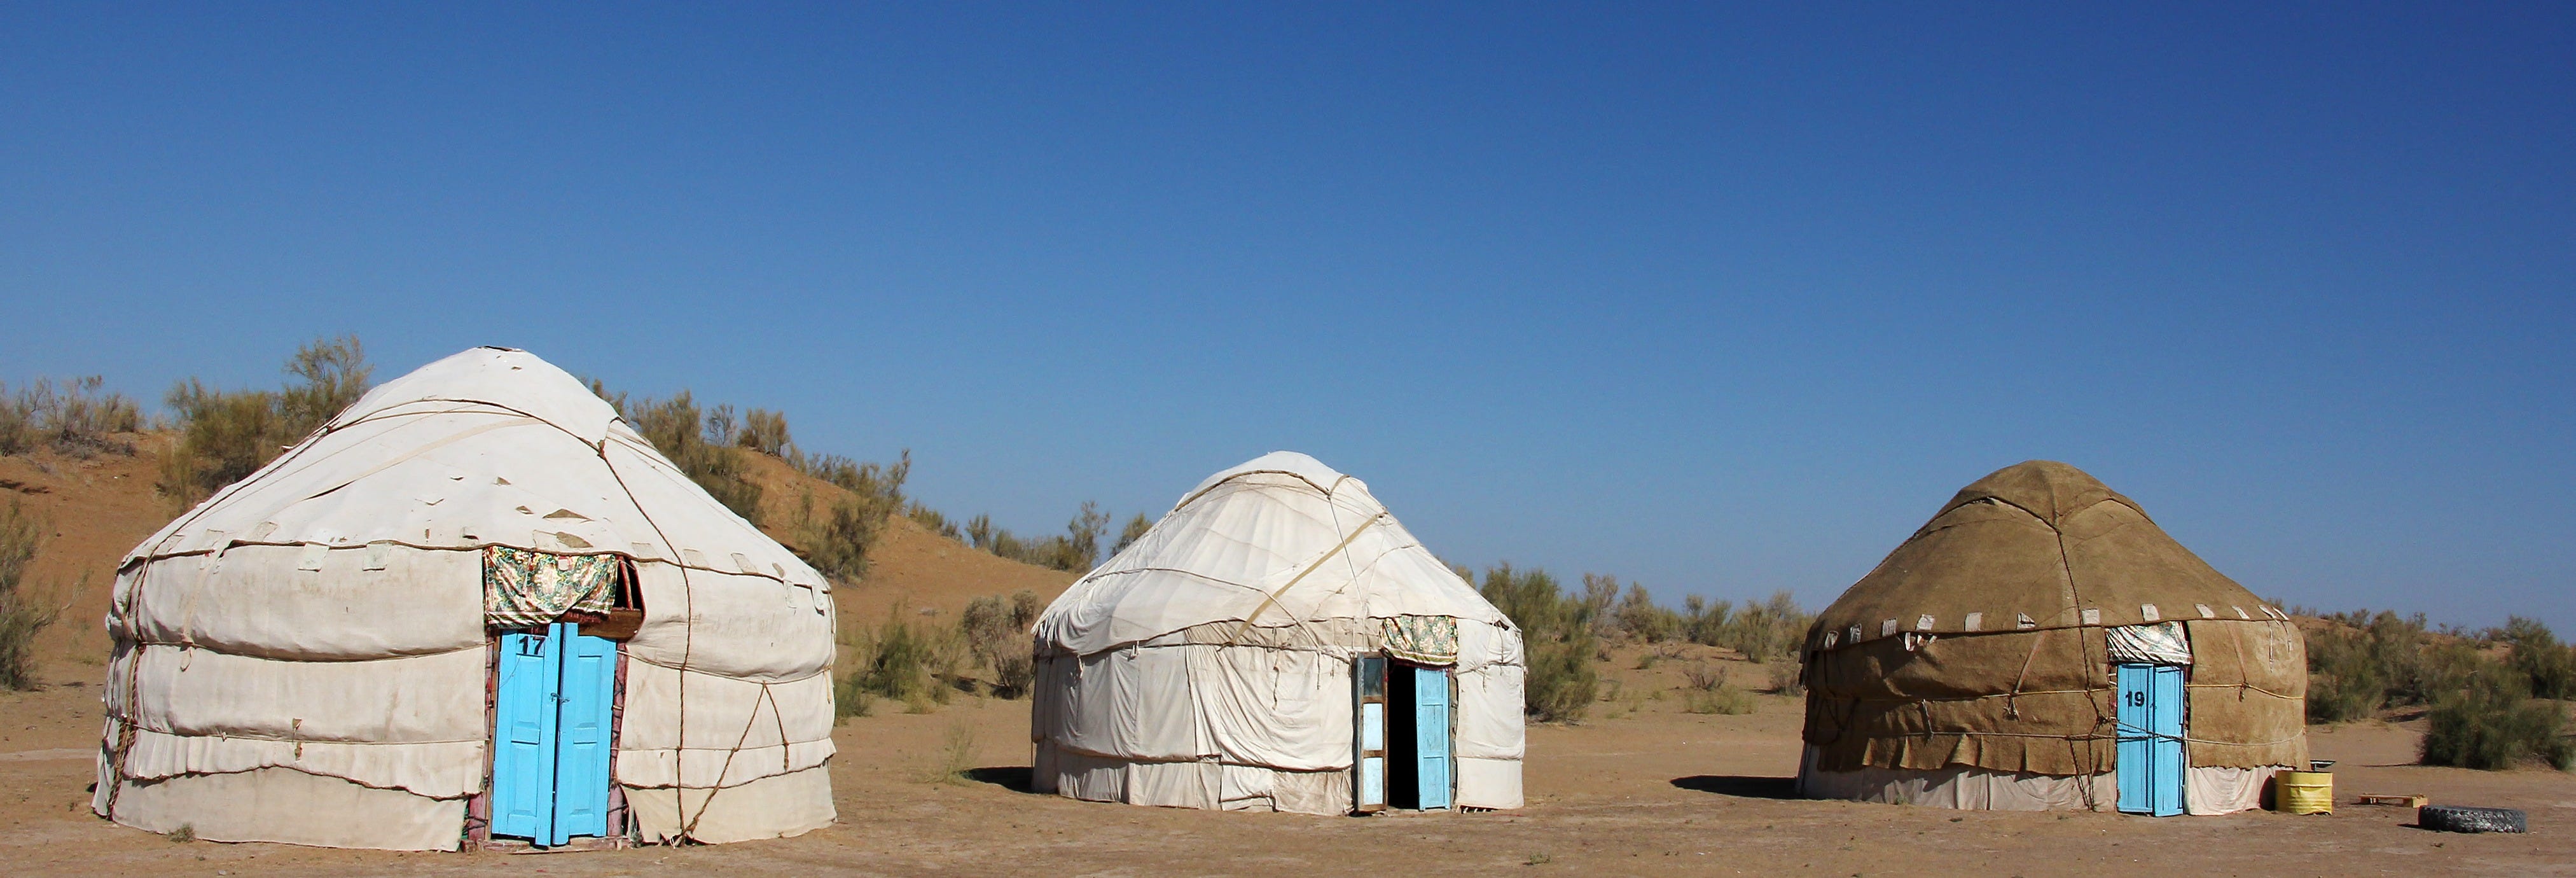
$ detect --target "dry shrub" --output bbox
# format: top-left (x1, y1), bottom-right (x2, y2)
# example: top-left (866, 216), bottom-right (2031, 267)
top-left (960, 590), bottom-right (1042, 698)
top-left (160, 336), bottom-right (371, 508)
top-left (1, 376), bottom-right (142, 457)
top-left (1478, 564), bottom-right (1598, 722)
top-left (1612, 581), bottom-right (1680, 643)
top-left (907, 503), bottom-right (962, 541)
top-left (0, 392), bottom-right (22, 456)
top-left (0, 499), bottom-right (60, 690)
top-left (1110, 512), bottom-right (1153, 559)
top-left (736, 408), bottom-right (791, 456)
top-left (920, 718), bottom-right (977, 784)
top-left (621, 391), bottom-right (765, 526)
top-left (953, 501), bottom-right (1112, 573)
top-left (1766, 658), bottom-right (1807, 697)
top-left (279, 335), bottom-right (371, 431)
top-left (839, 610), bottom-right (964, 714)
top-left (2421, 661), bottom-right (2575, 770)
top-left (2502, 617), bottom-right (2576, 700)
top-left (1680, 664), bottom-right (1754, 715)
top-left (2302, 609), bottom-right (2490, 722)
top-left (793, 451), bottom-right (910, 585)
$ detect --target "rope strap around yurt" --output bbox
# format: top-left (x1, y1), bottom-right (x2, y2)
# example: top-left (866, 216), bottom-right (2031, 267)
top-left (483, 546), bottom-right (620, 628)
top-left (1384, 615), bottom-right (1459, 665)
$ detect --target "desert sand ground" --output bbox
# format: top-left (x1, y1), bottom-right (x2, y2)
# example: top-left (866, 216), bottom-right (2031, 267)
top-left (4, 652), bottom-right (2572, 877)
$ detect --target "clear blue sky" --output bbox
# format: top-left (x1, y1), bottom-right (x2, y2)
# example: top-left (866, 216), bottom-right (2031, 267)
top-left (4, 4), bottom-right (2569, 631)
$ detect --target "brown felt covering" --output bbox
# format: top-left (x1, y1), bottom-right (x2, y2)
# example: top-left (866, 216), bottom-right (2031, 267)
top-left (1803, 461), bottom-right (2308, 774)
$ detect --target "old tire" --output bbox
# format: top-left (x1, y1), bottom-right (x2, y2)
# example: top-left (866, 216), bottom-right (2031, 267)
top-left (2420, 805), bottom-right (2528, 833)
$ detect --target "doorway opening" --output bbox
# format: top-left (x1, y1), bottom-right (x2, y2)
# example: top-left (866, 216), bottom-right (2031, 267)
top-left (1384, 662), bottom-right (1453, 811)
top-left (482, 554), bottom-right (642, 847)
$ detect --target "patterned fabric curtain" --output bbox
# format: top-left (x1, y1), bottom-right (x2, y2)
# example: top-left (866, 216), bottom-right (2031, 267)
top-left (1383, 615), bottom-right (1460, 665)
top-left (2105, 620), bottom-right (2194, 665)
top-left (484, 545), bottom-right (620, 629)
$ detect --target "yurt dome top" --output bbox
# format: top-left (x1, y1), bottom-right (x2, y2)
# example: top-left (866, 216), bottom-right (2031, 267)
top-left (123, 345), bottom-right (823, 592)
top-left (1811, 460), bottom-right (2278, 649)
top-left (1035, 451), bottom-right (1509, 657)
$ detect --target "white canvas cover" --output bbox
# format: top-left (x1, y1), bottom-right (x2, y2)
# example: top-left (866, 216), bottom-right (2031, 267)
top-left (94, 347), bottom-right (836, 849)
top-left (1030, 452), bottom-right (1525, 813)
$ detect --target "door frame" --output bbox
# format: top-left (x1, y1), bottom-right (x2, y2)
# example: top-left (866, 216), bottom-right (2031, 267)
top-left (1355, 653), bottom-right (1457, 812)
top-left (2114, 662), bottom-right (2187, 817)
top-left (471, 623), bottom-right (632, 849)
top-left (1352, 655), bottom-right (1388, 814)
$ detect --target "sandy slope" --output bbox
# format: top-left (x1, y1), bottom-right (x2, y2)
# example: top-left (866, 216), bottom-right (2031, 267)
top-left (1, 437), bottom-right (1077, 666)
top-left (734, 449), bottom-right (1080, 625)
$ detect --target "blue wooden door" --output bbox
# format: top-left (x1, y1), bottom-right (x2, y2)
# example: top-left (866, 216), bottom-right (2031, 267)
top-left (492, 629), bottom-right (562, 839)
top-left (1354, 657), bottom-right (1386, 812)
top-left (2115, 663), bottom-right (2185, 816)
top-left (553, 629), bottom-right (618, 843)
top-left (1414, 666), bottom-right (1451, 810)
top-left (490, 623), bottom-right (619, 844)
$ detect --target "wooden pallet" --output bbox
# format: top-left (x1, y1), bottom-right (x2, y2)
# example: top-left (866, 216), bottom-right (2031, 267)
top-left (2355, 793), bottom-right (2428, 808)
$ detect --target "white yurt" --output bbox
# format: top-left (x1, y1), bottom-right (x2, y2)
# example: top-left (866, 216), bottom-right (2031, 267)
top-left (94, 347), bottom-right (838, 850)
top-left (1030, 452), bottom-right (1525, 814)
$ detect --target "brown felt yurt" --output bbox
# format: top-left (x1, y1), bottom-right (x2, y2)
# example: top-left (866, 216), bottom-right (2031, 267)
top-left (1797, 461), bottom-right (2306, 816)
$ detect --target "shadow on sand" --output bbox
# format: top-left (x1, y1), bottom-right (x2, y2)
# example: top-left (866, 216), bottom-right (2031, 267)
top-left (1670, 775), bottom-right (1799, 799)
top-left (964, 766), bottom-right (1035, 792)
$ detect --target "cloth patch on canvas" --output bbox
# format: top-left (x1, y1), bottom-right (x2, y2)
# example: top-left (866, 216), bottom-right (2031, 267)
top-left (484, 545), bottom-right (618, 629)
top-left (1383, 615), bottom-right (1460, 665)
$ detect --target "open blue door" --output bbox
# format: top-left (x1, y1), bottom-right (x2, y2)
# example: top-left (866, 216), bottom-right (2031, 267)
top-left (553, 629), bottom-right (618, 843)
top-left (1414, 666), bottom-right (1451, 810)
top-left (490, 622), bottom-right (620, 844)
top-left (1354, 657), bottom-right (1387, 813)
top-left (2115, 663), bottom-right (2185, 816)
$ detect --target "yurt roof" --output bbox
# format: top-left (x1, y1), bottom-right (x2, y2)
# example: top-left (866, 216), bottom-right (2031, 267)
top-left (1810, 460), bottom-right (2276, 648)
top-left (124, 346), bottom-right (824, 591)
top-left (1034, 451), bottom-right (1509, 656)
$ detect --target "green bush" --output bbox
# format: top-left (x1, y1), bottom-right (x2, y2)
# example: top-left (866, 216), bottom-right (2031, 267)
top-left (2305, 625), bottom-right (2388, 723)
top-left (805, 494), bottom-right (893, 585)
top-left (2301, 610), bottom-right (2493, 722)
top-left (960, 590), bottom-right (1043, 698)
top-left (621, 391), bottom-right (764, 526)
top-left (277, 335), bottom-right (371, 433)
top-left (160, 337), bottom-right (372, 508)
top-left (1612, 582), bottom-right (1680, 643)
top-left (1111, 512), bottom-right (1153, 558)
top-left (907, 503), bottom-right (962, 541)
top-left (790, 451), bottom-right (910, 584)
top-left (946, 501), bottom-right (1114, 573)
top-left (0, 499), bottom-right (60, 690)
top-left (2502, 617), bottom-right (2576, 700)
top-left (736, 408), bottom-right (791, 456)
top-left (1766, 659), bottom-right (1806, 697)
top-left (1684, 590), bottom-right (1808, 664)
top-left (1478, 564), bottom-right (1599, 722)
top-left (2421, 661), bottom-right (2575, 770)
top-left (0, 391), bottom-right (22, 456)
top-left (840, 611), bottom-right (964, 713)
top-left (1, 376), bottom-right (142, 457)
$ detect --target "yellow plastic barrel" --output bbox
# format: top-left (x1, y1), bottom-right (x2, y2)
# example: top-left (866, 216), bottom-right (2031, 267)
top-left (2275, 770), bottom-right (2332, 814)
